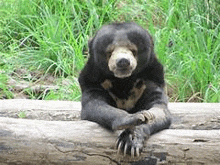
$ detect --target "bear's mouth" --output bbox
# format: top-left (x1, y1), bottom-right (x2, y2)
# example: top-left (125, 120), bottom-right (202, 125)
top-left (112, 68), bottom-right (133, 78)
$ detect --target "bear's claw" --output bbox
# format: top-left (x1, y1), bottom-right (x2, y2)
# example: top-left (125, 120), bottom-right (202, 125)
top-left (116, 129), bottom-right (144, 157)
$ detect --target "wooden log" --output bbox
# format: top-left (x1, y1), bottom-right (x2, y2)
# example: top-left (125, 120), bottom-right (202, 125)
top-left (1, 100), bottom-right (219, 129)
top-left (1, 117), bottom-right (220, 165)
top-left (0, 99), bottom-right (81, 121)
top-left (0, 100), bottom-right (220, 164)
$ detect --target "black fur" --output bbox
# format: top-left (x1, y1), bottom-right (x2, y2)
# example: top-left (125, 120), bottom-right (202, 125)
top-left (79, 22), bottom-right (171, 156)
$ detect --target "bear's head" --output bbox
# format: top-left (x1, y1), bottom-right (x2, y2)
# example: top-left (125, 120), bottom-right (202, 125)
top-left (88, 22), bottom-right (155, 79)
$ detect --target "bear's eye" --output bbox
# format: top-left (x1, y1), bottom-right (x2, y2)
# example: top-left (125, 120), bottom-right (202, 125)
top-left (130, 49), bottom-right (137, 56)
top-left (106, 50), bottom-right (112, 59)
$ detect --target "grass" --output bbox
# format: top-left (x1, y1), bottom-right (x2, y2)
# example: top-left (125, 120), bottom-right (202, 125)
top-left (0, 0), bottom-right (219, 102)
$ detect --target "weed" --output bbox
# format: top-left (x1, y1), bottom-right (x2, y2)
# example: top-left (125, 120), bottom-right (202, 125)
top-left (18, 111), bottom-right (26, 118)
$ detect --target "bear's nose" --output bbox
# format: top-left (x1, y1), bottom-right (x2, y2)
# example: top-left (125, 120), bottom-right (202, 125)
top-left (116, 58), bottom-right (130, 68)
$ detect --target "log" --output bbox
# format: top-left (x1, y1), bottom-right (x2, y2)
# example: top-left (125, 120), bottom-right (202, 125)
top-left (0, 100), bottom-right (220, 164)
top-left (1, 100), bottom-right (219, 129)
top-left (0, 99), bottom-right (81, 121)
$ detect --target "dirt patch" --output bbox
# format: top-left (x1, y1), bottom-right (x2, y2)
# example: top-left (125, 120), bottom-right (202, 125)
top-left (7, 68), bottom-right (58, 99)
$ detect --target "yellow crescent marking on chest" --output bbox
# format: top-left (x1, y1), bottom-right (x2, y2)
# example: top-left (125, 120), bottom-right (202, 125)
top-left (101, 79), bottom-right (113, 90)
top-left (101, 79), bottom-right (146, 110)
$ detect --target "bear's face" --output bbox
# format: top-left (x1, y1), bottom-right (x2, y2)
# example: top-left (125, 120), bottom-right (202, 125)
top-left (107, 45), bottom-right (137, 78)
top-left (89, 23), bottom-right (153, 78)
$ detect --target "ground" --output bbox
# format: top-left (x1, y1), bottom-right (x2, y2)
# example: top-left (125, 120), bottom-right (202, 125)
top-left (1, 68), bottom-right (80, 100)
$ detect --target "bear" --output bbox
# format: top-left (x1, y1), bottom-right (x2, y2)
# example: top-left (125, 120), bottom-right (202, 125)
top-left (78, 22), bottom-right (171, 157)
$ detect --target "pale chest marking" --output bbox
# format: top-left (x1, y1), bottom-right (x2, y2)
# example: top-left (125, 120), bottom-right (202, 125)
top-left (101, 79), bottom-right (146, 110)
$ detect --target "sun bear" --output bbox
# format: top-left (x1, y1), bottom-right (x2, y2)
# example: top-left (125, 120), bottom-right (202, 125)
top-left (79, 22), bottom-right (171, 157)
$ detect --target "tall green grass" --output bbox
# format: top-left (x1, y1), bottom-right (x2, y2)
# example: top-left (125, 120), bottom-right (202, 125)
top-left (154, 0), bottom-right (220, 102)
top-left (0, 0), bottom-right (219, 102)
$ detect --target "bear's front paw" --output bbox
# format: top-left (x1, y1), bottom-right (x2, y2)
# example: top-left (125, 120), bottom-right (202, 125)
top-left (116, 129), bottom-right (145, 157)
top-left (112, 113), bottom-right (146, 130)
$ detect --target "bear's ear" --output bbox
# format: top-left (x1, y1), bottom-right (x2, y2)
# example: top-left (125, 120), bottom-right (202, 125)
top-left (88, 38), bottom-right (94, 56)
top-left (149, 33), bottom-right (154, 50)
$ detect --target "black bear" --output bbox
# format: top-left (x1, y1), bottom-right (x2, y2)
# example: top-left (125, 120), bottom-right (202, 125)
top-left (79, 22), bottom-right (171, 157)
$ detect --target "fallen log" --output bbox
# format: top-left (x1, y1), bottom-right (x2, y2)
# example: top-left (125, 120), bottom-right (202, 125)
top-left (0, 100), bottom-right (220, 164)
top-left (1, 100), bottom-right (219, 129)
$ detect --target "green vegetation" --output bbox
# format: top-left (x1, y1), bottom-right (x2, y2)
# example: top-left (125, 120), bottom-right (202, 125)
top-left (0, 0), bottom-right (219, 102)
top-left (18, 111), bottom-right (26, 118)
